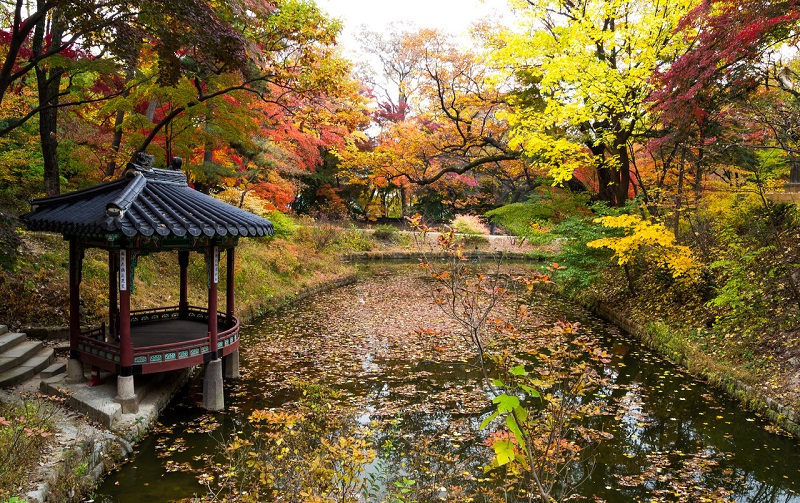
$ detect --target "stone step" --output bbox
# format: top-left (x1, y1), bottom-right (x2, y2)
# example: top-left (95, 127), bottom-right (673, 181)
top-left (0, 325), bottom-right (7, 335)
top-left (0, 332), bottom-right (26, 355)
top-left (0, 347), bottom-right (54, 387)
top-left (0, 340), bottom-right (43, 373)
top-left (40, 362), bottom-right (66, 379)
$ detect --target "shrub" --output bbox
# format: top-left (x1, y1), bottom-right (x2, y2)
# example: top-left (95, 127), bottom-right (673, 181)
top-left (296, 217), bottom-right (342, 251)
top-left (0, 210), bottom-right (20, 270)
top-left (334, 227), bottom-right (373, 252)
top-left (449, 214), bottom-right (490, 235)
top-left (372, 224), bottom-right (398, 242)
top-left (0, 395), bottom-right (56, 499)
top-left (548, 215), bottom-right (615, 292)
top-left (265, 210), bottom-right (298, 240)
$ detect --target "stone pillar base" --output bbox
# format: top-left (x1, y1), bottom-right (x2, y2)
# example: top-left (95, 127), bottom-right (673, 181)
top-left (65, 358), bottom-right (86, 384)
top-left (115, 375), bottom-right (138, 414)
top-left (223, 349), bottom-right (240, 379)
top-left (202, 359), bottom-right (224, 411)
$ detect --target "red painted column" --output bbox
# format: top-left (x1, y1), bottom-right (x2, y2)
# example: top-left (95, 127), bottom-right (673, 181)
top-left (68, 239), bottom-right (81, 357)
top-left (108, 250), bottom-right (118, 338)
top-left (226, 248), bottom-right (235, 322)
top-left (178, 250), bottom-right (189, 318)
top-left (119, 249), bottom-right (133, 370)
top-left (208, 246), bottom-right (219, 357)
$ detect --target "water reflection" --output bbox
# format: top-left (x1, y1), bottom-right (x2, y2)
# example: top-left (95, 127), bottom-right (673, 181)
top-left (95, 265), bottom-right (800, 502)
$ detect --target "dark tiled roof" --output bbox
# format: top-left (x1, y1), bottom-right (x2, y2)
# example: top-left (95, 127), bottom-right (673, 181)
top-left (21, 168), bottom-right (274, 239)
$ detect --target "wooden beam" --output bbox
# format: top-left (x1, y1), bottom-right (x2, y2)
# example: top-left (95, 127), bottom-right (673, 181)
top-left (179, 250), bottom-right (189, 319)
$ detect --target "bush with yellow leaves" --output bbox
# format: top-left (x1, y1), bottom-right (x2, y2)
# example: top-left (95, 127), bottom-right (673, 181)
top-left (587, 214), bottom-right (698, 291)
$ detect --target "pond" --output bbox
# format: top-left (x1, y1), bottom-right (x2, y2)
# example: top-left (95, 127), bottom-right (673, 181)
top-left (94, 263), bottom-right (800, 502)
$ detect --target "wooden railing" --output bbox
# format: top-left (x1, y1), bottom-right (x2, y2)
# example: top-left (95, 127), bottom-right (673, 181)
top-left (82, 306), bottom-right (240, 370)
top-left (129, 305), bottom-right (181, 324)
top-left (77, 324), bottom-right (121, 366)
top-left (112, 305), bottom-right (238, 330)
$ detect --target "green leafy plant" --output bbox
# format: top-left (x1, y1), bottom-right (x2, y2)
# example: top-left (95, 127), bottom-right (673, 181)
top-left (372, 224), bottom-right (399, 242)
top-left (265, 210), bottom-right (298, 240)
top-left (0, 395), bottom-right (56, 500)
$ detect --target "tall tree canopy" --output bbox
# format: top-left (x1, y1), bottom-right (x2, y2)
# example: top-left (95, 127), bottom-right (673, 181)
top-left (337, 28), bottom-right (525, 219)
top-left (495, 0), bottom-right (694, 206)
top-left (0, 0), bottom-right (365, 204)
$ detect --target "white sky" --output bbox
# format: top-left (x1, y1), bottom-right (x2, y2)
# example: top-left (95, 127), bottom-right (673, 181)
top-left (317, 0), bottom-right (511, 54)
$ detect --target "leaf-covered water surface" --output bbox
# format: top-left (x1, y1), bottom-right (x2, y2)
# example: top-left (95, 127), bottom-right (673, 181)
top-left (94, 264), bottom-right (800, 503)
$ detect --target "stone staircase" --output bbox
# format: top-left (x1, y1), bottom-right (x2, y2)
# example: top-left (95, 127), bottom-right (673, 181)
top-left (0, 324), bottom-right (64, 387)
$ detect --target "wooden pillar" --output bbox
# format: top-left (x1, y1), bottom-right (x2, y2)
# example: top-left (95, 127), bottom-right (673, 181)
top-left (208, 245), bottom-right (219, 355)
top-left (66, 239), bottom-right (85, 383)
top-left (203, 245), bottom-right (224, 411)
top-left (68, 239), bottom-right (81, 356)
top-left (223, 247), bottom-right (239, 381)
top-left (226, 247), bottom-right (235, 322)
top-left (108, 250), bottom-right (118, 339)
top-left (119, 249), bottom-right (133, 371)
top-left (179, 250), bottom-right (189, 318)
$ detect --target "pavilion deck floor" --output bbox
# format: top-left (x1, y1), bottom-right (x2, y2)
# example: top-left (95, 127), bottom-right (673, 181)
top-left (77, 311), bottom-right (240, 374)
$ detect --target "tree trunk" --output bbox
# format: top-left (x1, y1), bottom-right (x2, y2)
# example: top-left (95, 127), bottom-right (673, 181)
top-left (145, 99), bottom-right (158, 121)
top-left (694, 130), bottom-right (705, 197)
top-left (615, 142), bottom-right (631, 207)
top-left (105, 108), bottom-right (126, 178)
top-left (399, 185), bottom-right (408, 217)
top-left (105, 65), bottom-right (138, 178)
top-left (33, 4), bottom-right (64, 195)
top-left (674, 149), bottom-right (686, 239)
top-left (596, 165), bottom-right (619, 205)
top-left (591, 143), bottom-right (621, 206)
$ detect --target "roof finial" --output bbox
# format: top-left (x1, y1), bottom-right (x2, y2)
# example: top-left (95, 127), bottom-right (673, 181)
top-left (124, 152), bottom-right (155, 177)
top-left (170, 157), bottom-right (183, 171)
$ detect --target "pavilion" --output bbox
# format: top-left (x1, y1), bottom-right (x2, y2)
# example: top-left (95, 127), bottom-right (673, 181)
top-left (20, 157), bottom-right (273, 412)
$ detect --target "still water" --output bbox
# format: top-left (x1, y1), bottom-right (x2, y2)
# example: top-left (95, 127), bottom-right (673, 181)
top-left (95, 264), bottom-right (800, 502)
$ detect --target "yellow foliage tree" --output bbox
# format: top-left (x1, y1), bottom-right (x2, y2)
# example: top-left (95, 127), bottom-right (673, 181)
top-left (588, 214), bottom-right (698, 290)
top-left (494, 0), bottom-right (696, 206)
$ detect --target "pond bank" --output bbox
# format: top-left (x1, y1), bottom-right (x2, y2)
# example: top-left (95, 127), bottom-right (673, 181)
top-left (571, 291), bottom-right (800, 437)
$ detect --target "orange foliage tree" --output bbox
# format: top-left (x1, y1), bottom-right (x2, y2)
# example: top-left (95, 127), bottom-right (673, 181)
top-left (337, 28), bottom-right (529, 220)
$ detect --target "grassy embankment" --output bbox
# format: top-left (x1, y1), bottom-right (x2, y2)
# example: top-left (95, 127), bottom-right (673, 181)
top-left (0, 215), bottom-right (363, 329)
